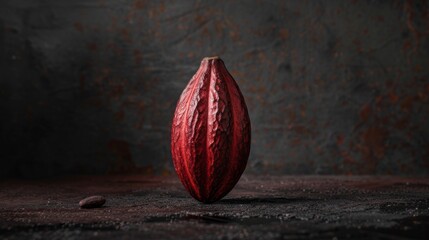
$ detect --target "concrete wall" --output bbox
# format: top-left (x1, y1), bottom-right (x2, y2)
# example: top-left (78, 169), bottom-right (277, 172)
top-left (1, 0), bottom-right (428, 177)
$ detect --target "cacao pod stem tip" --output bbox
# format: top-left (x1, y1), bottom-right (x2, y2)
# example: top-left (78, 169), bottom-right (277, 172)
top-left (203, 56), bottom-right (220, 60)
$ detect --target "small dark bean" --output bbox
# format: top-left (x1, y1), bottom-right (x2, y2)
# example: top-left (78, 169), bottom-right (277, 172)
top-left (79, 195), bottom-right (106, 208)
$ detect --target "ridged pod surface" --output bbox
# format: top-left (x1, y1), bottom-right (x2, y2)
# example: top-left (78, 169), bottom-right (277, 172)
top-left (171, 57), bottom-right (251, 203)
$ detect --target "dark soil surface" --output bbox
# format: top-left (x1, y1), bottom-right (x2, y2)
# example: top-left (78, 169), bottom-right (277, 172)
top-left (0, 175), bottom-right (428, 239)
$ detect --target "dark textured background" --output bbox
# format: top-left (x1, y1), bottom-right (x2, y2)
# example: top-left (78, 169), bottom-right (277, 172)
top-left (0, 0), bottom-right (428, 178)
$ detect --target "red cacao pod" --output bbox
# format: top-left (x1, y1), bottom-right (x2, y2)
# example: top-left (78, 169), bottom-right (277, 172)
top-left (171, 56), bottom-right (251, 203)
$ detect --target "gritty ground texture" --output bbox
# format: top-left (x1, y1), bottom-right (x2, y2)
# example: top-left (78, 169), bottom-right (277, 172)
top-left (0, 175), bottom-right (428, 239)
